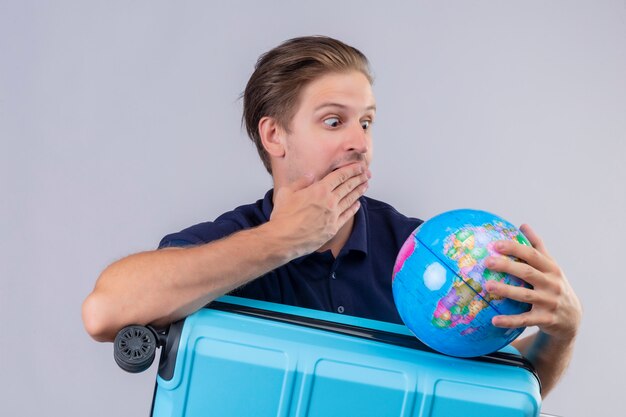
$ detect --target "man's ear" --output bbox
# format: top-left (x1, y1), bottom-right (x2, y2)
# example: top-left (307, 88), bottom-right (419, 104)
top-left (258, 116), bottom-right (286, 158)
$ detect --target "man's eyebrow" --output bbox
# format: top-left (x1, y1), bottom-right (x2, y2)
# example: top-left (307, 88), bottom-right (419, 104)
top-left (313, 103), bottom-right (377, 112)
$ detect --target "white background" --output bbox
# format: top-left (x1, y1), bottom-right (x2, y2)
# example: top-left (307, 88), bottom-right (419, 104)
top-left (1, 1), bottom-right (624, 416)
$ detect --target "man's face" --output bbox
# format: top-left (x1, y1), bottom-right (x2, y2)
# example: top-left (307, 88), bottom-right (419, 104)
top-left (279, 70), bottom-right (376, 184)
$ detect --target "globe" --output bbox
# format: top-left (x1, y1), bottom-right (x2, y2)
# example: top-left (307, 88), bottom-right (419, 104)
top-left (392, 209), bottom-right (533, 357)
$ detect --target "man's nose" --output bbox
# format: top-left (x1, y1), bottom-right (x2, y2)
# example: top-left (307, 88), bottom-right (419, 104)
top-left (344, 121), bottom-right (369, 153)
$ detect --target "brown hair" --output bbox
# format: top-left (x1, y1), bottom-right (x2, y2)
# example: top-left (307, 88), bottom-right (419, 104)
top-left (242, 35), bottom-right (373, 174)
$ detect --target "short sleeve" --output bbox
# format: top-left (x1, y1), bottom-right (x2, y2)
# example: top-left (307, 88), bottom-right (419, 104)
top-left (157, 219), bottom-right (244, 249)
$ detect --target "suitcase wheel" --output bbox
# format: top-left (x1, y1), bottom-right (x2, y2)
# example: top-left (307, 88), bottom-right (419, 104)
top-left (113, 325), bottom-right (158, 373)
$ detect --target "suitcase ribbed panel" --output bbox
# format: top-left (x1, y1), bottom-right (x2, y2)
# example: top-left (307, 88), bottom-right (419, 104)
top-left (151, 296), bottom-right (541, 417)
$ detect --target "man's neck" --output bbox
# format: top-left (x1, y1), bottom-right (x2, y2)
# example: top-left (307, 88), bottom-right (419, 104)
top-left (317, 216), bottom-right (355, 258)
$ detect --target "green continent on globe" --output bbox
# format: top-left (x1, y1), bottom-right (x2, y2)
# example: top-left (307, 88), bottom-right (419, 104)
top-left (432, 222), bottom-right (528, 331)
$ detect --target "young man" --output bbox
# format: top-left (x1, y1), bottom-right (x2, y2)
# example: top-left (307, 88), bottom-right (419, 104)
top-left (82, 36), bottom-right (581, 397)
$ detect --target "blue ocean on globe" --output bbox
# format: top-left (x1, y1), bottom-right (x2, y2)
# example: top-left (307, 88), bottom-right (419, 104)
top-left (392, 209), bottom-right (533, 357)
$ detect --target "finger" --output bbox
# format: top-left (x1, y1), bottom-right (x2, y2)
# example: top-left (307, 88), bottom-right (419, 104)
top-left (491, 311), bottom-right (554, 329)
top-left (337, 181), bottom-right (368, 213)
top-left (485, 280), bottom-right (548, 305)
top-left (323, 162), bottom-right (365, 191)
top-left (337, 199), bottom-right (361, 227)
top-left (485, 255), bottom-right (546, 287)
top-left (519, 223), bottom-right (552, 258)
top-left (491, 311), bottom-right (536, 328)
top-left (334, 172), bottom-right (369, 200)
top-left (491, 239), bottom-right (554, 274)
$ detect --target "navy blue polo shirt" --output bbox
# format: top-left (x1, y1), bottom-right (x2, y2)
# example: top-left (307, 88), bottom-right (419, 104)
top-left (158, 190), bottom-right (422, 324)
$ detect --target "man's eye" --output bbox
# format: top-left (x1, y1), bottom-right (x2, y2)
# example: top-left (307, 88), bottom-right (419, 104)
top-left (361, 120), bottom-right (371, 130)
top-left (323, 117), bottom-right (340, 127)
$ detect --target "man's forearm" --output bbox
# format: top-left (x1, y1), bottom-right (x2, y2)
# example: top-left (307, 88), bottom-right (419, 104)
top-left (82, 222), bottom-right (297, 342)
top-left (512, 331), bottom-right (577, 398)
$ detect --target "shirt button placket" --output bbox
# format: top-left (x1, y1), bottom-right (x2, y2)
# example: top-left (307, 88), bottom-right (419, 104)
top-left (330, 262), bottom-right (341, 313)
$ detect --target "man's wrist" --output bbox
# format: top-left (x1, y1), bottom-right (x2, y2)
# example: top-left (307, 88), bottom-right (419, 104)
top-left (252, 221), bottom-right (306, 264)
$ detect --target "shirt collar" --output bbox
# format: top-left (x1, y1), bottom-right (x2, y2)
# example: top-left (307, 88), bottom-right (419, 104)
top-left (340, 197), bottom-right (368, 256)
top-left (261, 189), bottom-right (274, 220)
top-left (261, 189), bottom-right (369, 263)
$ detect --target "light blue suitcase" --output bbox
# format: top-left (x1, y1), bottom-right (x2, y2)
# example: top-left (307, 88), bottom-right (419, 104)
top-left (114, 295), bottom-right (542, 416)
